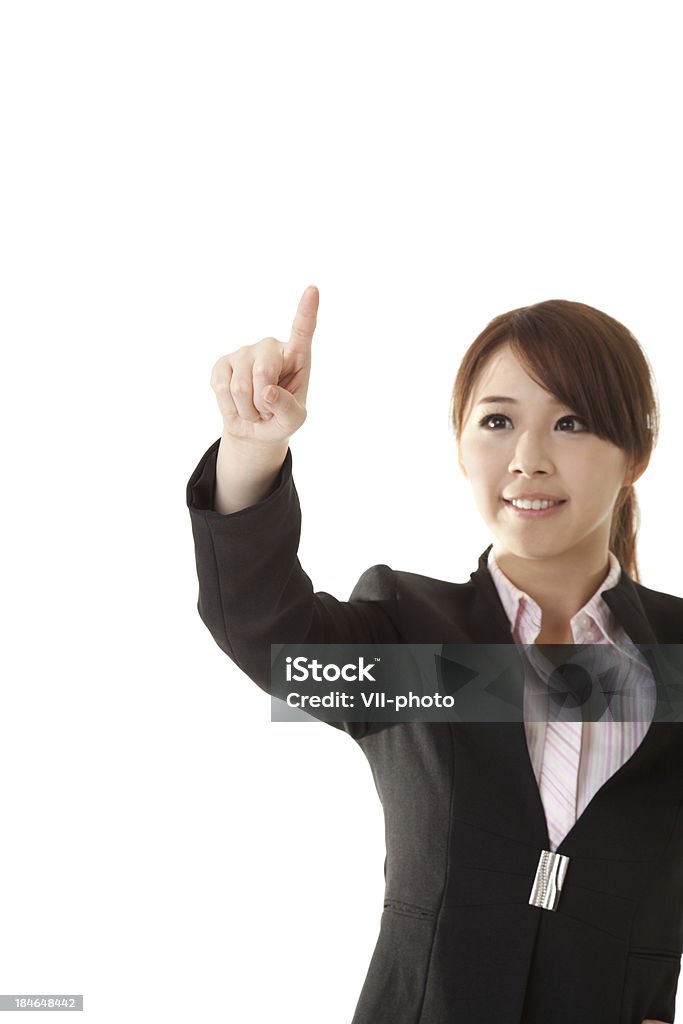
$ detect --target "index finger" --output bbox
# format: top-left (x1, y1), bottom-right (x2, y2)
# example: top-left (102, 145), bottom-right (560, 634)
top-left (287, 284), bottom-right (319, 353)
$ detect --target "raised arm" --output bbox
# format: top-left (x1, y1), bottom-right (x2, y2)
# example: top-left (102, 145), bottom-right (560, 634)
top-left (186, 286), bottom-right (400, 733)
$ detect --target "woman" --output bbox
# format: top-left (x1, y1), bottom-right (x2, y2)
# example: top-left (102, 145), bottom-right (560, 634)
top-left (186, 286), bottom-right (682, 1024)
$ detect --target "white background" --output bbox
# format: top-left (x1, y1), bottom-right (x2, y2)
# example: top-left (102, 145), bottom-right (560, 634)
top-left (1, 1), bottom-right (681, 1022)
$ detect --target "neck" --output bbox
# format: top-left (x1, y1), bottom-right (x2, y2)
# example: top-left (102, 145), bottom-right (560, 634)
top-left (491, 542), bottom-right (613, 636)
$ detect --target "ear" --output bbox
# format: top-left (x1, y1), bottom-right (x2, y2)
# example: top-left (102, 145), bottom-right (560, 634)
top-left (624, 454), bottom-right (649, 488)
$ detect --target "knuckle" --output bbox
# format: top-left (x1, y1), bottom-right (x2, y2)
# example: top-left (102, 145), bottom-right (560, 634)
top-left (230, 376), bottom-right (253, 396)
top-left (253, 361), bottom-right (279, 378)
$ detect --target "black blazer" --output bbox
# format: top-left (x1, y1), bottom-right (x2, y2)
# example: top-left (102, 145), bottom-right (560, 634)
top-left (187, 438), bottom-right (683, 1024)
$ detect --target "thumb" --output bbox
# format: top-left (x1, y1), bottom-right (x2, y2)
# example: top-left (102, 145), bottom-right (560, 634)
top-left (262, 384), bottom-right (306, 430)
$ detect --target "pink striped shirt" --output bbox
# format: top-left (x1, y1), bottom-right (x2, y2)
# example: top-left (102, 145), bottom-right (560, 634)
top-left (487, 548), bottom-right (656, 847)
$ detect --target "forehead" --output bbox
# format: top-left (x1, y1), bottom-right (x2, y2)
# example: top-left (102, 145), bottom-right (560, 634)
top-left (463, 344), bottom-right (563, 420)
top-left (473, 344), bottom-right (541, 394)
top-left (473, 344), bottom-right (565, 395)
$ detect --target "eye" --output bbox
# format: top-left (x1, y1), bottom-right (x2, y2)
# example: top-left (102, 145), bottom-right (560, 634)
top-left (556, 416), bottom-right (589, 432)
top-left (477, 413), bottom-right (590, 432)
top-left (478, 413), bottom-right (511, 430)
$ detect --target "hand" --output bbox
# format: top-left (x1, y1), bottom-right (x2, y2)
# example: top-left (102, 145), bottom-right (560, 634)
top-left (210, 284), bottom-right (318, 445)
top-left (641, 1018), bottom-right (671, 1023)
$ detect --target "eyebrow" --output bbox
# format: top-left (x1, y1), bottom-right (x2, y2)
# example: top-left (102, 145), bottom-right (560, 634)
top-left (476, 395), bottom-right (566, 407)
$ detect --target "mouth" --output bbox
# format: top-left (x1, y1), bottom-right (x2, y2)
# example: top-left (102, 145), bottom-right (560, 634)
top-left (502, 498), bottom-right (568, 518)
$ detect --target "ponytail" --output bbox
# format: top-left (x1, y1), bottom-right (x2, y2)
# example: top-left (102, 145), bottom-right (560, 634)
top-left (610, 484), bottom-right (641, 583)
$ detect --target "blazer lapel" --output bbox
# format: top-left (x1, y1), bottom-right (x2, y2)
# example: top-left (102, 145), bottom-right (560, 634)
top-left (598, 568), bottom-right (659, 644)
top-left (467, 545), bottom-right (516, 643)
top-left (465, 548), bottom-right (547, 841)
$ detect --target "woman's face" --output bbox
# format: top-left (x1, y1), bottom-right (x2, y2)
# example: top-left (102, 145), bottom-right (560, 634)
top-left (458, 342), bottom-right (640, 563)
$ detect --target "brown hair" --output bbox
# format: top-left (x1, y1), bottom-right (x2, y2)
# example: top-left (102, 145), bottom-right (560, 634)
top-left (450, 299), bottom-right (659, 583)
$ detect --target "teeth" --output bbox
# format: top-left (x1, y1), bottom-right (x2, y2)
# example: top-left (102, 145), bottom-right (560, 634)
top-left (510, 498), bottom-right (561, 510)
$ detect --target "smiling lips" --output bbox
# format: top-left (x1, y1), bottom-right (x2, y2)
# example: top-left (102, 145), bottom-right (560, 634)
top-left (503, 496), bottom-right (568, 518)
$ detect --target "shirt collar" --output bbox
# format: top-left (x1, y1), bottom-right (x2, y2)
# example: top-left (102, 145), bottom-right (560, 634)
top-left (486, 547), bottom-right (623, 644)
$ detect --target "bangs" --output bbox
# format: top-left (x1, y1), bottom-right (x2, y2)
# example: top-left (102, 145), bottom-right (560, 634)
top-left (453, 299), bottom-right (658, 458)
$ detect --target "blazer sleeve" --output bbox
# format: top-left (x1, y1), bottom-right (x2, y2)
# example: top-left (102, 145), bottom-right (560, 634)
top-left (186, 438), bottom-right (401, 734)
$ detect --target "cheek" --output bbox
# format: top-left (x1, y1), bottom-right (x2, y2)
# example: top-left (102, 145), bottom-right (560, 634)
top-left (460, 436), bottom-right (501, 478)
top-left (569, 448), bottom-right (626, 497)
top-left (462, 459), bottom-right (503, 509)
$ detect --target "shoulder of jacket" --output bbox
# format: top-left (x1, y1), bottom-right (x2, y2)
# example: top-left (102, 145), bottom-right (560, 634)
top-left (396, 567), bottom-right (472, 589)
top-left (349, 563), bottom-right (397, 601)
top-left (350, 564), bottom-right (473, 600)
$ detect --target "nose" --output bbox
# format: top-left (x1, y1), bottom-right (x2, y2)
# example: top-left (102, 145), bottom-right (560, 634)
top-left (507, 431), bottom-right (555, 477)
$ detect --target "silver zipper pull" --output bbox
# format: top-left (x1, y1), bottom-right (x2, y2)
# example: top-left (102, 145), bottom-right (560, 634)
top-left (529, 849), bottom-right (570, 911)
